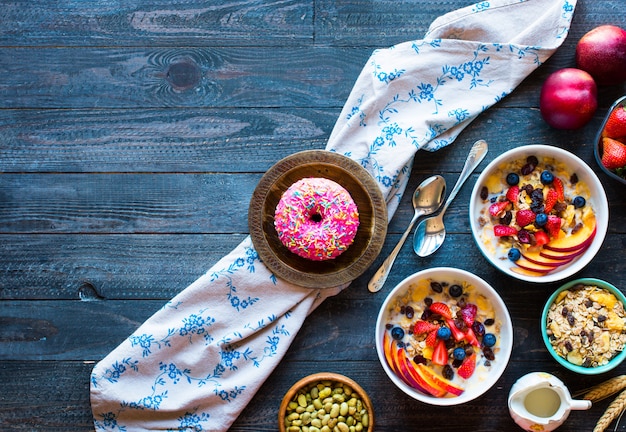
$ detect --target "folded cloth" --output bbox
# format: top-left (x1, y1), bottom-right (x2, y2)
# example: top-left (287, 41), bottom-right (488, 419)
top-left (90, 1), bottom-right (576, 430)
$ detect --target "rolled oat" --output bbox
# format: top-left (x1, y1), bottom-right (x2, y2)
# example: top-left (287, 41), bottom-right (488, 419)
top-left (546, 284), bottom-right (626, 368)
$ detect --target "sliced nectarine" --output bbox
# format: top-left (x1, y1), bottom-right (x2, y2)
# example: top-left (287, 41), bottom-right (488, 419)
top-left (543, 219), bottom-right (596, 253)
top-left (521, 249), bottom-right (574, 268)
top-left (416, 364), bottom-right (464, 396)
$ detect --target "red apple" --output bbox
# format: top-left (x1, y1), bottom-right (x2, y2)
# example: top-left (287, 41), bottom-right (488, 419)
top-left (576, 25), bottom-right (626, 85)
top-left (539, 68), bottom-right (597, 130)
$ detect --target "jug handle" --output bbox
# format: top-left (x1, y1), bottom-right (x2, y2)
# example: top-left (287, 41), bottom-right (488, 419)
top-left (570, 399), bottom-right (592, 411)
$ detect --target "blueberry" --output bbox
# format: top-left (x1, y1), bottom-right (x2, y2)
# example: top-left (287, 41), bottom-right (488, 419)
top-left (508, 248), bottom-right (521, 262)
top-left (573, 196), bottom-right (586, 208)
top-left (540, 170), bottom-right (554, 184)
top-left (483, 333), bottom-right (497, 347)
top-left (391, 326), bottom-right (404, 340)
top-left (453, 347), bottom-right (466, 361)
top-left (449, 284), bottom-right (463, 297)
top-left (506, 173), bottom-right (520, 186)
top-left (437, 326), bottom-right (451, 341)
top-left (535, 212), bottom-right (548, 227)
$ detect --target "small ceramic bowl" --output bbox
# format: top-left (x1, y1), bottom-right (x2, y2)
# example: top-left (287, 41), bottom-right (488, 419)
top-left (248, 150), bottom-right (387, 288)
top-left (541, 278), bottom-right (626, 374)
top-left (278, 372), bottom-right (374, 432)
top-left (469, 145), bottom-right (609, 283)
top-left (594, 95), bottom-right (626, 186)
top-left (375, 267), bottom-right (513, 406)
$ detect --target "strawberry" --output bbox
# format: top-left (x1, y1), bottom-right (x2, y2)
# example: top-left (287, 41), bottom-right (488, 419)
top-left (464, 328), bottom-right (480, 347)
top-left (460, 304), bottom-right (477, 327)
top-left (534, 231), bottom-right (550, 247)
top-left (545, 215), bottom-right (562, 238)
top-left (601, 137), bottom-right (626, 170)
top-left (429, 302), bottom-right (452, 320)
top-left (432, 339), bottom-right (448, 366)
top-left (425, 329), bottom-right (438, 347)
top-left (489, 201), bottom-right (509, 218)
top-left (506, 185), bottom-right (519, 203)
top-left (603, 105), bottom-right (626, 140)
top-left (457, 354), bottom-right (476, 379)
top-left (445, 319), bottom-right (466, 341)
top-left (515, 209), bottom-right (535, 227)
top-left (494, 225), bottom-right (517, 237)
top-left (544, 188), bottom-right (558, 213)
top-left (414, 320), bottom-right (437, 335)
top-left (552, 177), bottom-right (564, 201)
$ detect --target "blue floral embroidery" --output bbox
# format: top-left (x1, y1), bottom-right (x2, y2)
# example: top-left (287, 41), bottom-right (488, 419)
top-left (97, 358), bottom-right (139, 385)
top-left (472, 1), bottom-right (490, 12)
top-left (179, 311), bottom-right (216, 344)
top-left (209, 245), bottom-right (261, 311)
top-left (411, 39), bottom-right (441, 54)
top-left (130, 329), bottom-right (175, 357)
top-left (94, 411), bottom-right (127, 431)
top-left (346, 94), bottom-right (367, 126)
top-left (171, 410), bottom-right (210, 432)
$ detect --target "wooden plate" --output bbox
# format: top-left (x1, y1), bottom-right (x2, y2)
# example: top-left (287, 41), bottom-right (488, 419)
top-left (248, 150), bottom-right (387, 288)
top-left (278, 372), bottom-right (374, 432)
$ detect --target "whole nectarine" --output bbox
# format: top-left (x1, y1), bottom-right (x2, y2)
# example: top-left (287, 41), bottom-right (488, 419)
top-left (539, 68), bottom-right (597, 130)
top-left (576, 25), bottom-right (626, 85)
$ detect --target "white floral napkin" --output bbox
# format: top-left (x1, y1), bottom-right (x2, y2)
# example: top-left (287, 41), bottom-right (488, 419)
top-left (90, 1), bottom-right (576, 430)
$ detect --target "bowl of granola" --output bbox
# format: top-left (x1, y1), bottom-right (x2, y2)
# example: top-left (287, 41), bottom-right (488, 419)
top-left (542, 278), bottom-right (626, 374)
top-left (470, 145), bottom-right (609, 283)
top-left (375, 267), bottom-right (513, 405)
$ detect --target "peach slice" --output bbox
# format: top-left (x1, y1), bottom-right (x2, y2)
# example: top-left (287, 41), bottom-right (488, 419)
top-left (415, 364), bottom-right (464, 396)
top-left (395, 347), bottom-right (444, 396)
top-left (514, 256), bottom-right (554, 274)
top-left (382, 332), bottom-right (400, 375)
top-left (511, 266), bottom-right (547, 277)
top-left (540, 246), bottom-right (588, 261)
top-left (543, 220), bottom-right (597, 253)
top-left (521, 249), bottom-right (574, 268)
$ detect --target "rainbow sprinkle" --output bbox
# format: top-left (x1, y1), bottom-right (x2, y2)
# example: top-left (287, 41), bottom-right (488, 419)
top-left (274, 177), bottom-right (360, 261)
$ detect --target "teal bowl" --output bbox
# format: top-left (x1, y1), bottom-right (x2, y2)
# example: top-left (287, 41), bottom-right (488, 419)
top-left (542, 278), bottom-right (626, 374)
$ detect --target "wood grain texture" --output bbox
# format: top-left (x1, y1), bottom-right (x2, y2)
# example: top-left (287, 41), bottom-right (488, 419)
top-left (1, 0), bottom-right (626, 431)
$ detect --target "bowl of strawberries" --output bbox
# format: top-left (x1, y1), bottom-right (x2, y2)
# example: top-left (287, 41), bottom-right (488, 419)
top-left (470, 145), bottom-right (609, 283)
top-left (595, 95), bottom-right (626, 185)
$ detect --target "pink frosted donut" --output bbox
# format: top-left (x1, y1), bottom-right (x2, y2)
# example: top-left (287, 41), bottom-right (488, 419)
top-left (274, 177), bottom-right (360, 261)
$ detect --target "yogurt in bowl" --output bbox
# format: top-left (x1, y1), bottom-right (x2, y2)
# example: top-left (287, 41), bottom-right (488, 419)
top-left (469, 145), bottom-right (608, 283)
top-left (375, 267), bottom-right (513, 405)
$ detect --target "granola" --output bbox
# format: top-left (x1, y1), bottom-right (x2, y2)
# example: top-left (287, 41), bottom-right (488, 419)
top-left (546, 284), bottom-right (626, 367)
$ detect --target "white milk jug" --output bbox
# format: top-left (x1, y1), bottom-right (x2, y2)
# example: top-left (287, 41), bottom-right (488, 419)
top-left (508, 372), bottom-right (591, 431)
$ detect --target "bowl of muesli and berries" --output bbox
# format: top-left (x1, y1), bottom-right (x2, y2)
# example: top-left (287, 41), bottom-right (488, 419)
top-left (375, 267), bottom-right (513, 405)
top-left (469, 145), bottom-right (609, 283)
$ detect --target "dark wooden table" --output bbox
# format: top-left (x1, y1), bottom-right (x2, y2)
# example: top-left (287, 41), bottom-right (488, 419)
top-left (1, 1), bottom-right (626, 431)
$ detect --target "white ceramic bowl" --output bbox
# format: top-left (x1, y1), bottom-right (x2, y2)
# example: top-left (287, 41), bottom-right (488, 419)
top-left (469, 145), bottom-right (609, 283)
top-left (375, 267), bottom-right (513, 405)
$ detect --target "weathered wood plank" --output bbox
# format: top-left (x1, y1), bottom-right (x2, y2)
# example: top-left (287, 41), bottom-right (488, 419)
top-left (0, 0), bottom-right (314, 48)
top-left (0, 173), bottom-right (260, 233)
top-left (0, 47), bottom-right (370, 109)
top-left (0, 359), bottom-right (615, 431)
top-left (315, 0), bottom-right (626, 45)
top-left (0, 107), bottom-right (337, 173)
top-left (2, 106), bottom-right (622, 174)
top-left (0, 46), bottom-right (623, 110)
top-left (0, 234), bottom-right (246, 300)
